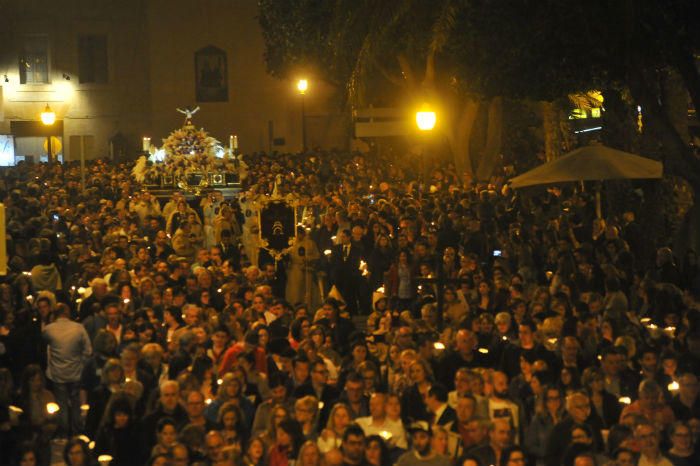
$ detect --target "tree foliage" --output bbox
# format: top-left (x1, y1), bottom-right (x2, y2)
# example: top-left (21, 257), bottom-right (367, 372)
top-left (258, 0), bottom-right (700, 184)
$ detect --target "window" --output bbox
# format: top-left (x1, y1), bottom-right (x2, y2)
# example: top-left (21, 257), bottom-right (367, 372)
top-left (19, 35), bottom-right (49, 84)
top-left (78, 35), bottom-right (108, 84)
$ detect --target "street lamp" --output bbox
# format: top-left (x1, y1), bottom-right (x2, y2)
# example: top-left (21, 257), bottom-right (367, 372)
top-left (297, 79), bottom-right (308, 151)
top-left (416, 107), bottom-right (436, 131)
top-left (41, 103), bottom-right (56, 125)
top-left (41, 104), bottom-right (56, 163)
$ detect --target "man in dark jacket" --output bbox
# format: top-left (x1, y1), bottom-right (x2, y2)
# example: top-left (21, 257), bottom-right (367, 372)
top-left (545, 391), bottom-right (604, 466)
top-left (141, 380), bottom-right (188, 450)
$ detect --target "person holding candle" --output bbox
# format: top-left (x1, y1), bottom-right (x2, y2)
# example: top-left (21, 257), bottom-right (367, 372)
top-left (94, 394), bottom-right (145, 466)
top-left (16, 364), bottom-right (57, 465)
top-left (63, 437), bottom-right (94, 466)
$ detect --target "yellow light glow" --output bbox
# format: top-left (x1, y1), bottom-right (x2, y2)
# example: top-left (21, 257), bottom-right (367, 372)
top-left (297, 79), bottom-right (308, 94)
top-left (9, 405), bottom-right (23, 414)
top-left (618, 397), bottom-right (631, 405)
top-left (46, 402), bottom-right (60, 414)
top-left (668, 381), bottom-right (680, 391)
top-left (41, 104), bottom-right (56, 125)
top-left (379, 430), bottom-right (392, 440)
top-left (433, 342), bottom-right (445, 350)
top-left (55, 81), bottom-right (72, 101)
top-left (416, 108), bottom-right (436, 131)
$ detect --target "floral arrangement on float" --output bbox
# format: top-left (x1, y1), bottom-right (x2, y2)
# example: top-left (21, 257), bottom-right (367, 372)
top-left (132, 107), bottom-right (246, 190)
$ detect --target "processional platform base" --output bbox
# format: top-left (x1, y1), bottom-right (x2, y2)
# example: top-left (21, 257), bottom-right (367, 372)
top-left (143, 172), bottom-right (241, 200)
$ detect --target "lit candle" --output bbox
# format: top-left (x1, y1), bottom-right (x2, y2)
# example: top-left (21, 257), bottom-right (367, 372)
top-left (9, 405), bottom-right (23, 415)
top-left (142, 137), bottom-right (151, 152)
top-left (9, 405), bottom-right (23, 423)
top-left (98, 455), bottom-right (113, 466)
top-left (433, 342), bottom-right (445, 350)
top-left (46, 402), bottom-right (60, 415)
top-left (233, 135), bottom-right (238, 150)
top-left (229, 135), bottom-right (234, 150)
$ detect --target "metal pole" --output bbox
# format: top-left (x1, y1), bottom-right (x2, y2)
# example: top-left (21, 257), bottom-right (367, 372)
top-left (47, 136), bottom-right (53, 164)
top-left (80, 136), bottom-right (86, 192)
top-left (301, 94), bottom-right (307, 152)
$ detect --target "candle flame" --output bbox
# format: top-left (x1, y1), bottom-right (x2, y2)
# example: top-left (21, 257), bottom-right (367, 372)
top-left (46, 402), bottom-right (60, 414)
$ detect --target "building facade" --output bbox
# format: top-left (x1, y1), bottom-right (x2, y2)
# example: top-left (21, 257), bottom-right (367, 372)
top-left (0, 0), bottom-right (346, 164)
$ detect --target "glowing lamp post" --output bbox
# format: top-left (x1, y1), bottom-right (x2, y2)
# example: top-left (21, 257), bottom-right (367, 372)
top-left (41, 104), bottom-right (56, 125)
top-left (415, 105), bottom-right (436, 180)
top-left (41, 104), bottom-right (56, 164)
top-left (297, 79), bottom-right (309, 151)
top-left (416, 108), bottom-right (436, 131)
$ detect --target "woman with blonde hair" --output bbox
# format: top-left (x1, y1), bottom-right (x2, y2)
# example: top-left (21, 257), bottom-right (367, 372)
top-left (296, 440), bottom-right (322, 466)
top-left (317, 403), bottom-right (351, 453)
top-left (294, 395), bottom-right (319, 439)
top-left (390, 348), bottom-right (418, 396)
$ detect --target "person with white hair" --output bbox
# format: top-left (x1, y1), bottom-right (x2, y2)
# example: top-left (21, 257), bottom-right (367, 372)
top-left (77, 277), bottom-right (109, 322)
top-left (141, 380), bottom-right (188, 450)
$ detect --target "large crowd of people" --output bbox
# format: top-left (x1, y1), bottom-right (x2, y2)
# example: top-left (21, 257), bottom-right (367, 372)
top-left (0, 149), bottom-right (698, 466)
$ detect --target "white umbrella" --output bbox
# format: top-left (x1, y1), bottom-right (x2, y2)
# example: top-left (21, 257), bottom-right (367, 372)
top-left (509, 145), bottom-right (663, 189)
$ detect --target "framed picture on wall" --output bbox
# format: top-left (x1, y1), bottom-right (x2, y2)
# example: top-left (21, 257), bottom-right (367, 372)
top-left (195, 46), bottom-right (228, 102)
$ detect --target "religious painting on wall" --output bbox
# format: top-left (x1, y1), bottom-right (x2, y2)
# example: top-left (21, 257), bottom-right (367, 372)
top-left (194, 46), bottom-right (228, 102)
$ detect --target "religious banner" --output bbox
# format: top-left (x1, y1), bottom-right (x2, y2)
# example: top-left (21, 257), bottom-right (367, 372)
top-left (258, 199), bottom-right (296, 255)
